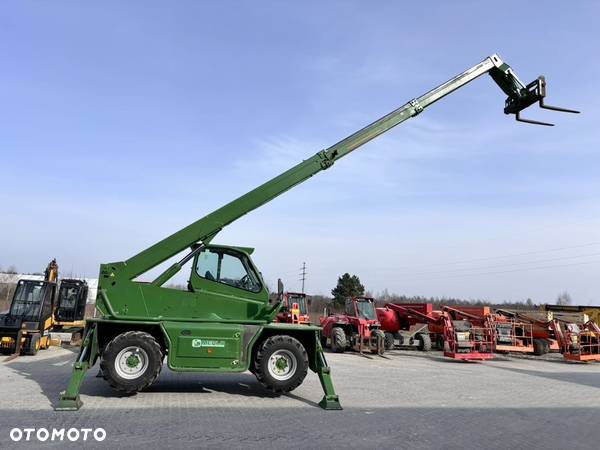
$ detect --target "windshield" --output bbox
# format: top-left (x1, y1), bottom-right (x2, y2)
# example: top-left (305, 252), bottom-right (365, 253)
top-left (196, 249), bottom-right (262, 293)
top-left (58, 284), bottom-right (79, 309)
top-left (287, 294), bottom-right (307, 314)
top-left (10, 281), bottom-right (46, 320)
top-left (356, 300), bottom-right (376, 320)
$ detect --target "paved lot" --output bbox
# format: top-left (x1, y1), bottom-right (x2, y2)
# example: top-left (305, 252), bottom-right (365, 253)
top-left (0, 346), bottom-right (599, 449)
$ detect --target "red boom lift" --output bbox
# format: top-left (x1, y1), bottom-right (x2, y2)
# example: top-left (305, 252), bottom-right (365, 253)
top-left (494, 309), bottom-right (600, 362)
top-left (378, 303), bottom-right (494, 360)
top-left (376, 303), bottom-right (437, 351)
top-left (441, 306), bottom-right (495, 360)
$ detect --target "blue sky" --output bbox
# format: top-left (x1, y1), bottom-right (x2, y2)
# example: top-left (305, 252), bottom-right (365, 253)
top-left (1, 2), bottom-right (598, 303)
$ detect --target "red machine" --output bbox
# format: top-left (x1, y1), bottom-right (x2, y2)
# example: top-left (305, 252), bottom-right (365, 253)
top-left (276, 292), bottom-right (310, 325)
top-left (378, 303), bottom-right (494, 360)
top-left (319, 297), bottom-right (385, 355)
top-left (550, 319), bottom-right (600, 362)
top-left (376, 303), bottom-right (437, 351)
top-left (492, 309), bottom-right (535, 354)
top-left (441, 306), bottom-right (495, 360)
top-left (494, 309), bottom-right (600, 361)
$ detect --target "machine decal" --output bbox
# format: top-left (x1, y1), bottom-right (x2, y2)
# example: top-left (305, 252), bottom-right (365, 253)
top-left (192, 339), bottom-right (226, 348)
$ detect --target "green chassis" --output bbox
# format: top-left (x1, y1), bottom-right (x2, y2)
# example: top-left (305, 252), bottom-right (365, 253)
top-left (57, 318), bottom-right (341, 411)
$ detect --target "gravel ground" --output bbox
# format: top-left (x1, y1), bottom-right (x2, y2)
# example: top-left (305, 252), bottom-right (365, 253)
top-left (0, 346), bottom-right (599, 449)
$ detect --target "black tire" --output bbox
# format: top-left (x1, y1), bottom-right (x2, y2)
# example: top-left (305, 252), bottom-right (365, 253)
top-left (25, 334), bottom-right (40, 356)
top-left (416, 333), bottom-right (432, 352)
top-left (331, 327), bottom-right (347, 353)
top-left (395, 333), bottom-right (405, 346)
top-left (371, 329), bottom-right (385, 355)
top-left (384, 332), bottom-right (395, 350)
top-left (254, 335), bottom-right (308, 394)
top-left (436, 334), bottom-right (445, 350)
top-left (533, 339), bottom-right (548, 356)
top-left (100, 331), bottom-right (163, 394)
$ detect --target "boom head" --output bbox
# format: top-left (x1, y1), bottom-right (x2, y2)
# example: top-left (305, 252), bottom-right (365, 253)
top-left (488, 55), bottom-right (580, 126)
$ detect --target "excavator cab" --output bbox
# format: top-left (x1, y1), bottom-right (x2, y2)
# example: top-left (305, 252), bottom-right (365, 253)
top-left (55, 279), bottom-right (88, 323)
top-left (0, 279), bottom-right (55, 356)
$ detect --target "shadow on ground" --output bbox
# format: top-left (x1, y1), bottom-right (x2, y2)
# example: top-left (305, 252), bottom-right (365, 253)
top-left (491, 365), bottom-right (600, 389)
top-left (5, 349), bottom-right (289, 409)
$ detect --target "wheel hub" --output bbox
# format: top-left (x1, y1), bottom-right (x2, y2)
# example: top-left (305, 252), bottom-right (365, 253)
top-left (267, 349), bottom-right (296, 381)
top-left (126, 354), bottom-right (140, 368)
top-left (115, 346), bottom-right (149, 380)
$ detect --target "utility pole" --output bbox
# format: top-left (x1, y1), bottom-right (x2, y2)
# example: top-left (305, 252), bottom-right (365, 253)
top-left (299, 262), bottom-right (307, 294)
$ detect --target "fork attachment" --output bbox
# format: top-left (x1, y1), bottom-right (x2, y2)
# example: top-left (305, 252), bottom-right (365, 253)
top-left (503, 76), bottom-right (580, 126)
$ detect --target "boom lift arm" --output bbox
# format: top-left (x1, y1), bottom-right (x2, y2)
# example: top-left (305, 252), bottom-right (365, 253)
top-left (112, 54), bottom-right (578, 288)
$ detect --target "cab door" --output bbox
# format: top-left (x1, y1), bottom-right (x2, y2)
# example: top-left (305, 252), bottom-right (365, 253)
top-left (187, 247), bottom-right (269, 321)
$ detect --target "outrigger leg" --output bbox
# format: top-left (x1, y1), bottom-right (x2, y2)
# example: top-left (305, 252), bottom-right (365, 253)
top-left (55, 324), bottom-right (99, 411)
top-left (313, 334), bottom-right (342, 410)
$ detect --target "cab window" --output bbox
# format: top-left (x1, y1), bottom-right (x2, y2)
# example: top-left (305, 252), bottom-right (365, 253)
top-left (196, 249), bottom-right (261, 293)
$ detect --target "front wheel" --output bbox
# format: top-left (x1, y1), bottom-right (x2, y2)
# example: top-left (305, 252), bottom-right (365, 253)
top-left (533, 339), bottom-right (548, 356)
top-left (24, 334), bottom-right (40, 355)
top-left (254, 335), bottom-right (308, 394)
top-left (416, 333), bottom-right (432, 352)
top-left (100, 331), bottom-right (163, 394)
top-left (384, 332), bottom-right (395, 350)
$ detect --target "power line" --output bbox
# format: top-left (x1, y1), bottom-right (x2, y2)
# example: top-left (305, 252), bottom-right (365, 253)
top-left (360, 241), bottom-right (600, 272)
top-left (390, 258), bottom-right (600, 281)
top-left (299, 262), bottom-right (306, 293)
top-left (397, 251), bottom-right (600, 277)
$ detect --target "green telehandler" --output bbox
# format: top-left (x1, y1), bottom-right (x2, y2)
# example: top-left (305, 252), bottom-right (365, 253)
top-left (57, 54), bottom-right (577, 411)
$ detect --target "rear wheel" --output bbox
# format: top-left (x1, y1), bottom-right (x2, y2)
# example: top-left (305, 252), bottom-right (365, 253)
top-left (416, 333), bottom-right (432, 352)
top-left (254, 335), bottom-right (308, 394)
top-left (533, 339), bottom-right (548, 356)
top-left (25, 334), bottom-right (40, 356)
top-left (384, 332), bottom-right (395, 350)
top-left (100, 331), bottom-right (163, 394)
top-left (331, 327), bottom-right (347, 353)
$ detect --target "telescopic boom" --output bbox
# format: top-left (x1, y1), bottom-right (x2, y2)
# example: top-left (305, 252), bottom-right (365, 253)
top-left (121, 54), bottom-right (578, 283)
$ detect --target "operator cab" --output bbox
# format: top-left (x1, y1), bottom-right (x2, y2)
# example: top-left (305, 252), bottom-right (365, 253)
top-left (5, 280), bottom-right (54, 324)
top-left (55, 279), bottom-right (88, 323)
top-left (191, 245), bottom-right (262, 292)
top-left (283, 293), bottom-right (308, 315)
top-left (347, 297), bottom-right (377, 321)
top-left (0, 280), bottom-right (55, 354)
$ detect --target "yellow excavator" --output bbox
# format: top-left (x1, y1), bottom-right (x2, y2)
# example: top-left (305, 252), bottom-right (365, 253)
top-left (0, 259), bottom-right (88, 360)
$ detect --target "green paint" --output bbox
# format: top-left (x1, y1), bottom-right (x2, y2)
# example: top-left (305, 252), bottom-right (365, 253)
top-left (126, 354), bottom-right (140, 368)
top-left (275, 357), bottom-right (288, 371)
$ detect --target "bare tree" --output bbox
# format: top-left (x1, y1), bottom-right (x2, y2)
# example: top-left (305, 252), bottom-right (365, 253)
top-left (6, 265), bottom-right (17, 274)
top-left (556, 291), bottom-right (573, 306)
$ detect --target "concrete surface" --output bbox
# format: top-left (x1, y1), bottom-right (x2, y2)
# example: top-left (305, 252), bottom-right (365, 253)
top-left (0, 346), bottom-right (599, 449)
